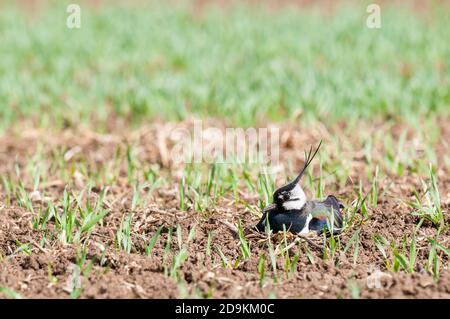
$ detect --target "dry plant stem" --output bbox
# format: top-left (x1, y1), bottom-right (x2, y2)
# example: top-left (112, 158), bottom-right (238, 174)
top-left (218, 219), bottom-right (239, 235)
top-left (276, 235), bottom-right (322, 256)
top-left (31, 240), bottom-right (49, 254)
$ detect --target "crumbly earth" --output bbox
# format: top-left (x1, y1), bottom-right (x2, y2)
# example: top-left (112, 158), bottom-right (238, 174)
top-left (0, 118), bottom-right (449, 298)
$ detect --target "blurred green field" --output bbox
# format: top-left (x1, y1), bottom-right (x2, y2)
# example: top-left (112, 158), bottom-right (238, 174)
top-left (0, 1), bottom-right (449, 130)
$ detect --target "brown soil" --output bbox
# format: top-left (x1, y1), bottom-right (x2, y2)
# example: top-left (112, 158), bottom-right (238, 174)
top-left (0, 118), bottom-right (449, 298)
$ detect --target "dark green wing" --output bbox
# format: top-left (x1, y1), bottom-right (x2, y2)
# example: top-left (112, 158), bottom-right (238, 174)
top-left (307, 196), bottom-right (343, 233)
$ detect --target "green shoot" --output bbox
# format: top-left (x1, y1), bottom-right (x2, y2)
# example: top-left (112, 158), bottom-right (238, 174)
top-left (145, 226), bottom-right (163, 256)
top-left (215, 245), bottom-right (230, 269)
top-left (116, 213), bottom-right (133, 253)
top-left (0, 287), bottom-right (22, 299)
top-left (410, 165), bottom-right (443, 230)
top-left (237, 220), bottom-right (251, 259)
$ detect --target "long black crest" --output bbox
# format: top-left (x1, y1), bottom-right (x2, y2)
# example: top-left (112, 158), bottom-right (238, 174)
top-left (293, 140), bottom-right (322, 184)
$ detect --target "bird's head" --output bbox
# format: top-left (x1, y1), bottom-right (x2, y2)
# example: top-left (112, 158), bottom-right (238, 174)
top-left (273, 141), bottom-right (322, 211)
top-left (273, 182), bottom-right (307, 211)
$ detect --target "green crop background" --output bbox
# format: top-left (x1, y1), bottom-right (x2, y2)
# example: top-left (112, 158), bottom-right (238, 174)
top-left (0, 1), bottom-right (449, 130)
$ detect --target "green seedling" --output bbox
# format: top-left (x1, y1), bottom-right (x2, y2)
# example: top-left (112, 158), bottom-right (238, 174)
top-left (215, 245), bottom-right (230, 269)
top-left (116, 213), bottom-right (133, 253)
top-left (0, 287), bottom-right (22, 299)
top-left (145, 226), bottom-right (163, 256)
top-left (410, 165), bottom-right (444, 231)
top-left (237, 220), bottom-right (251, 259)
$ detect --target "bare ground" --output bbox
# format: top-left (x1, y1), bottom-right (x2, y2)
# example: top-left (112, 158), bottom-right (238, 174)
top-left (0, 118), bottom-right (449, 298)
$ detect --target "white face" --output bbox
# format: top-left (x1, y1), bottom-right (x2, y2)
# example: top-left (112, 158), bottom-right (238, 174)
top-left (282, 184), bottom-right (307, 211)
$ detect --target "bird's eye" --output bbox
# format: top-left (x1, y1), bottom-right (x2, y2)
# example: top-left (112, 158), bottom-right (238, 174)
top-left (282, 193), bottom-right (289, 200)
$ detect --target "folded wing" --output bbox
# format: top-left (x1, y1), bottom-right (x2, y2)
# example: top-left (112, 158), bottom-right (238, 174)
top-left (308, 195), bottom-right (344, 234)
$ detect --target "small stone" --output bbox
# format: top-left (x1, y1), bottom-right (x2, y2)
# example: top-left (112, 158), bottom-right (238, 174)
top-left (29, 191), bottom-right (42, 202)
top-left (203, 271), bottom-right (215, 282)
top-left (418, 276), bottom-right (434, 288)
top-left (402, 286), bottom-right (416, 295)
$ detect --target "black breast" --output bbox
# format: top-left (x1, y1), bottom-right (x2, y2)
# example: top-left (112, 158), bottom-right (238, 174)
top-left (256, 208), bottom-right (309, 233)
